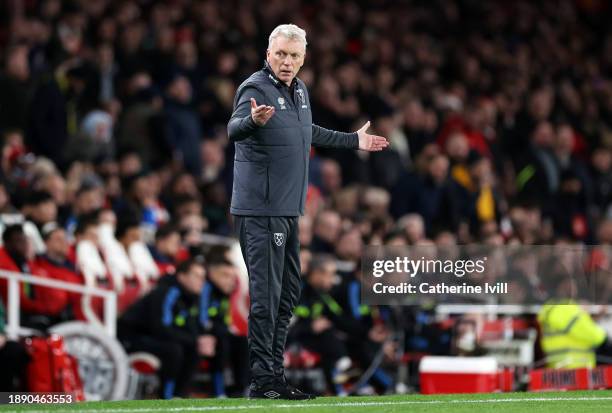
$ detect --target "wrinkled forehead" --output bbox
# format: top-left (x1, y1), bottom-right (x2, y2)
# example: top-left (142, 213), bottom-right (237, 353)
top-left (269, 36), bottom-right (306, 54)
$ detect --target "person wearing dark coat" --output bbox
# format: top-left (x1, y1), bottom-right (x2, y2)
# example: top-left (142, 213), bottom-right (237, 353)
top-left (118, 257), bottom-right (210, 399)
top-left (331, 273), bottom-right (394, 393)
top-left (291, 254), bottom-right (351, 395)
top-left (227, 24), bottom-right (388, 400)
top-left (164, 75), bottom-right (203, 176)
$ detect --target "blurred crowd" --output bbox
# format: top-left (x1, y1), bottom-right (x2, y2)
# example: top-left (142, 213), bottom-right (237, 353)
top-left (1, 0), bottom-right (612, 398)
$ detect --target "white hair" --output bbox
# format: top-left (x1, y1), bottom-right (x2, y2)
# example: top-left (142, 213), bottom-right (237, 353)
top-left (268, 24), bottom-right (307, 50)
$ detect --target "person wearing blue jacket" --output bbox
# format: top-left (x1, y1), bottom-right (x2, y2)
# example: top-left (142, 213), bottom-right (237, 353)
top-left (118, 256), bottom-right (212, 399)
top-left (227, 23), bottom-right (388, 399)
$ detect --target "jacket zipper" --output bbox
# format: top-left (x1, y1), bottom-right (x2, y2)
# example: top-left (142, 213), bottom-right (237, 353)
top-left (290, 86), bottom-right (307, 212)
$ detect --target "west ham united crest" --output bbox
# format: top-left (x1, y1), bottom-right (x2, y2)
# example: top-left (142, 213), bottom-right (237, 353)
top-left (273, 232), bottom-right (284, 246)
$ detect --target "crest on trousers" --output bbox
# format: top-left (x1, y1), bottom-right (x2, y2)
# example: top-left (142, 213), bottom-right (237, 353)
top-left (274, 233), bottom-right (284, 247)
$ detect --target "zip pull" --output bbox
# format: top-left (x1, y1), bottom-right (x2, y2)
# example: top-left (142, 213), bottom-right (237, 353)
top-left (292, 89), bottom-right (301, 120)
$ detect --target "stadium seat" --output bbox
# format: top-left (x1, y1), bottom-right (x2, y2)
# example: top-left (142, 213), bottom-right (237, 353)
top-left (128, 352), bottom-right (161, 375)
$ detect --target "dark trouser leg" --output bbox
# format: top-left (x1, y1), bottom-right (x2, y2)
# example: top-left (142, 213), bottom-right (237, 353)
top-left (272, 217), bottom-right (302, 378)
top-left (300, 330), bottom-right (348, 394)
top-left (119, 334), bottom-right (195, 399)
top-left (348, 338), bottom-right (393, 391)
top-left (174, 344), bottom-right (199, 398)
top-left (235, 215), bottom-right (291, 387)
top-left (229, 335), bottom-right (250, 395)
top-left (207, 332), bottom-right (229, 397)
top-left (0, 341), bottom-right (30, 391)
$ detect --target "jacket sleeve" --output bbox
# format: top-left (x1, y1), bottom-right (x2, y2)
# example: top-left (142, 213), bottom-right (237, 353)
top-left (567, 307), bottom-right (607, 347)
top-left (227, 86), bottom-right (266, 142)
top-left (291, 312), bottom-right (313, 338)
top-left (20, 286), bottom-right (70, 316)
top-left (311, 124), bottom-right (359, 148)
top-left (150, 286), bottom-right (198, 348)
top-left (328, 283), bottom-right (370, 338)
top-left (290, 300), bottom-right (314, 338)
top-left (20, 265), bottom-right (70, 316)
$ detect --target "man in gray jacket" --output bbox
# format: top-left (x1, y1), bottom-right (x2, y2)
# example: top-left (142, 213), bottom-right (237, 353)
top-left (228, 23), bottom-right (388, 399)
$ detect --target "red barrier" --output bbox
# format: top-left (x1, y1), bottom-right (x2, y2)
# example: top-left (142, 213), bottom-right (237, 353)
top-left (529, 366), bottom-right (612, 391)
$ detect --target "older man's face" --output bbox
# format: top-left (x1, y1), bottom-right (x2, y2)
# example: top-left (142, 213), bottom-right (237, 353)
top-left (266, 36), bottom-right (305, 86)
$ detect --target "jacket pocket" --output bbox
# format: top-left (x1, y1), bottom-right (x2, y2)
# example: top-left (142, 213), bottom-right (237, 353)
top-left (233, 160), bottom-right (269, 210)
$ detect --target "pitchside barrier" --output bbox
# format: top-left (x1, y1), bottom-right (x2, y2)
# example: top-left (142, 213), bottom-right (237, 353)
top-left (529, 364), bottom-right (612, 391)
top-left (0, 269), bottom-right (117, 338)
top-left (0, 269), bottom-right (125, 400)
top-left (420, 356), bottom-right (612, 394)
top-left (0, 233), bottom-right (237, 340)
top-left (436, 304), bottom-right (612, 318)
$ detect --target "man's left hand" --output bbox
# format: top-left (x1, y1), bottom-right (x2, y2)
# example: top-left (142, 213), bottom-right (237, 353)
top-left (357, 121), bottom-right (389, 151)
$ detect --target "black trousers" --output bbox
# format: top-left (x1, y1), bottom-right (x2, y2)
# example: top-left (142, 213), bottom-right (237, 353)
top-left (299, 329), bottom-right (348, 392)
top-left (227, 334), bottom-right (250, 395)
top-left (118, 331), bottom-right (198, 399)
top-left (234, 215), bottom-right (302, 387)
top-left (0, 341), bottom-right (30, 391)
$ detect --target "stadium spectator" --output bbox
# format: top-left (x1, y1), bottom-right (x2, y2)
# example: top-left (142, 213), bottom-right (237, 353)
top-left (73, 212), bottom-right (111, 322)
top-left (200, 254), bottom-right (245, 397)
top-left (331, 267), bottom-right (394, 394)
top-left (149, 224), bottom-right (181, 276)
top-left (311, 210), bottom-right (342, 254)
top-left (0, 298), bottom-right (30, 391)
top-left (118, 256), bottom-right (208, 399)
top-left (0, 45), bottom-right (31, 132)
top-left (65, 182), bottom-right (105, 237)
top-left (21, 191), bottom-right (57, 252)
top-left (292, 254), bottom-right (352, 395)
top-left (163, 75), bottom-right (203, 176)
top-left (34, 223), bottom-right (81, 322)
top-left (0, 224), bottom-right (68, 328)
top-left (34, 173), bottom-right (69, 223)
top-left (120, 170), bottom-right (169, 232)
top-left (110, 214), bottom-right (148, 312)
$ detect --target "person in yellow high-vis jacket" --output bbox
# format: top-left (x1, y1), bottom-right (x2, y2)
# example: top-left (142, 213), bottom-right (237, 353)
top-left (538, 301), bottom-right (608, 369)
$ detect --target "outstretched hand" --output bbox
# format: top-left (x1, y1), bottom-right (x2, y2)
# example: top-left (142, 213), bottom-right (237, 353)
top-left (356, 121), bottom-right (389, 151)
top-left (251, 98), bottom-right (275, 126)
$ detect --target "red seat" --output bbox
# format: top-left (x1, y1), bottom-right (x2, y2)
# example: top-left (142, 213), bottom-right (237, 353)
top-left (283, 348), bottom-right (322, 369)
top-left (128, 352), bottom-right (160, 375)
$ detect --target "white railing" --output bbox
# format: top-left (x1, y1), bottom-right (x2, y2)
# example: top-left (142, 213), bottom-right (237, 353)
top-left (200, 233), bottom-right (235, 246)
top-left (0, 269), bottom-right (117, 338)
top-left (436, 304), bottom-right (612, 320)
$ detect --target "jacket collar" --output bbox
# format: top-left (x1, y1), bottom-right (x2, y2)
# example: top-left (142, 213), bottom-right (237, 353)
top-left (263, 60), bottom-right (297, 89)
top-left (41, 254), bottom-right (70, 269)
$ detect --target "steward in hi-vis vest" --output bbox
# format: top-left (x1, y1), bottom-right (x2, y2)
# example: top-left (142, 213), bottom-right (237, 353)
top-left (538, 301), bottom-right (608, 369)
